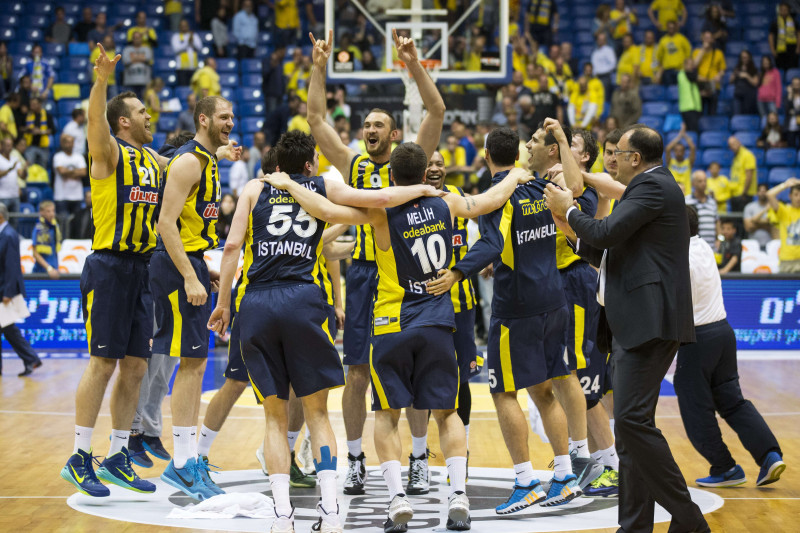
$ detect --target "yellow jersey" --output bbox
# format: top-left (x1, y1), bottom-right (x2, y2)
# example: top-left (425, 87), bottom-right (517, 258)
top-left (771, 203), bottom-right (800, 261)
top-left (706, 175), bottom-right (731, 213)
top-left (730, 147), bottom-right (758, 196)
top-left (669, 157), bottom-right (692, 193)
top-left (444, 185), bottom-right (476, 313)
top-left (349, 154), bottom-right (391, 262)
top-left (657, 33), bottom-right (692, 70)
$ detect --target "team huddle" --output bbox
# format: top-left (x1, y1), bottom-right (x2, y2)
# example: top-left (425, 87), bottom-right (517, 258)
top-left (60, 31), bottom-right (626, 533)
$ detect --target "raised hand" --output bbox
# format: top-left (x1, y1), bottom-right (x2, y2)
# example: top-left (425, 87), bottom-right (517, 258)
top-left (93, 43), bottom-right (121, 81)
top-left (393, 28), bottom-right (419, 65)
top-left (309, 30), bottom-right (333, 69)
top-left (543, 117), bottom-right (568, 145)
top-left (218, 140), bottom-right (243, 161)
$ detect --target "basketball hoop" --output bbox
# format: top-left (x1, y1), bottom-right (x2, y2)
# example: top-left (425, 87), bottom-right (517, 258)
top-left (395, 59), bottom-right (441, 143)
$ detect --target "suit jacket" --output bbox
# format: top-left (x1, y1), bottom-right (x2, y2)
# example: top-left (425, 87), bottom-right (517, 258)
top-left (568, 165), bottom-right (695, 352)
top-left (0, 223), bottom-right (26, 299)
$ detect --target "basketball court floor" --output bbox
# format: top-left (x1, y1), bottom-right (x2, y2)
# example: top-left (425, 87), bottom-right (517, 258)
top-left (1, 347), bottom-right (798, 532)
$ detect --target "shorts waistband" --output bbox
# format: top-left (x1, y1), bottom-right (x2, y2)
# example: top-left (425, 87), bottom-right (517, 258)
top-left (351, 259), bottom-right (377, 266)
top-left (246, 280), bottom-right (315, 291)
top-left (92, 249), bottom-right (152, 261)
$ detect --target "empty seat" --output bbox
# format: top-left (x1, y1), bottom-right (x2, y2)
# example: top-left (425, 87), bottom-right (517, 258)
top-left (765, 148), bottom-right (797, 168)
top-left (702, 148), bottom-right (733, 167)
top-left (22, 16), bottom-right (48, 28)
top-left (154, 58), bottom-right (176, 71)
top-left (67, 57), bottom-right (89, 70)
top-left (240, 102), bottom-right (265, 116)
top-left (663, 113), bottom-right (683, 132)
top-left (217, 59), bottom-right (238, 73)
top-left (241, 59), bottom-right (261, 74)
top-left (786, 67), bottom-right (800, 82)
top-left (731, 115), bottom-right (761, 132)
top-left (239, 88), bottom-right (263, 102)
top-left (699, 131), bottom-right (728, 148)
top-left (640, 85), bottom-right (665, 101)
top-left (241, 117), bottom-right (264, 133)
top-left (699, 116), bottom-right (729, 131)
top-left (666, 130), bottom-right (698, 146)
top-left (666, 85), bottom-right (679, 101)
top-left (638, 115), bottom-right (664, 130)
top-left (734, 131), bottom-right (759, 148)
top-left (157, 114), bottom-right (178, 132)
top-left (751, 148), bottom-right (766, 167)
top-left (768, 167), bottom-right (798, 185)
top-left (57, 99), bottom-right (81, 115)
top-left (642, 102), bottom-right (669, 116)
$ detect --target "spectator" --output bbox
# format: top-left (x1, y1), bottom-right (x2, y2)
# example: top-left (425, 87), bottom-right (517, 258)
top-left (87, 12), bottom-right (118, 48)
top-left (0, 93), bottom-right (19, 143)
top-left (171, 19), bottom-right (203, 86)
top-left (360, 48), bottom-right (379, 71)
top-left (229, 147), bottom-right (251, 196)
top-left (195, 0), bottom-right (223, 30)
top-left (757, 56), bottom-right (782, 119)
top-left (123, 31), bottom-right (153, 97)
top-left (62, 108), bottom-right (87, 157)
top-left (730, 49), bottom-right (759, 115)
top-left (210, 7), bottom-right (229, 57)
top-left (656, 21), bottom-right (691, 86)
top-left (786, 77), bottom-right (800, 148)
top-left (758, 111), bottom-right (788, 149)
top-left (31, 200), bottom-right (60, 277)
top-left (769, 2), bottom-right (800, 71)
top-left (441, 134), bottom-right (470, 188)
top-left (532, 72), bottom-right (563, 125)
top-left (593, 4), bottom-right (614, 43)
top-left (518, 95), bottom-right (537, 138)
top-left (272, 0), bottom-right (301, 49)
top-left (685, 170), bottom-right (719, 246)
top-left (693, 31), bottom-right (726, 115)
top-left (232, 0), bottom-right (259, 58)
top-left (767, 178), bottom-right (800, 272)
top-left (611, 73), bottom-right (642, 128)
top-left (19, 45), bottom-right (55, 99)
top-left (190, 57), bottom-right (221, 98)
top-left (144, 78), bottom-right (164, 133)
top-left (165, 0), bottom-right (183, 32)
top-left (262, 49), bottom-right (287, 114)
top-left (706, 161), bottom-right (732, 213)
top-left (68, 189), bottom-right (93, 240)
top-left (451, 118), bottom-right (477, 167)
top-left (73, 7), bottom-right (96, 44)
top-left (217, 193), bottom-right (236, 242)
top-left (13, 76), bottom-right (34, 132)
top-left (638, 30), bottom-right (659, 85)
top-left (744, 183), bottom-right (775, 248)
top-left (175, 92), bottom-right (197, 133)
top-left (525, 0), bottom-right (559, 47)
top-left (127, 12), bottom-right (158, 48)
top-left (591, 33), bottom-right (617, 100)
top-left (263, 94), bottom-right (300, 145)
top-left (678, 58), bottom-right (702, 133)
top-left (306, 0), bottom-right (326, 37)
top-left (286, 100), bottom-right (309, 133)
top-left (568, 76), bottom-right (600, 130)
top-left (285, 54), bottom-right (312, 102)
top-left (90, 35), bottom-right (118, 97)
top-left (247, 131), bottom-right (267, 178)
top-left (46, 6), bottom-right (73, 45)
top-left (666, 125), bottom-right (696, 193)
top-left (560, 42), bottom-right (579, 76)
top-left (0, 41), bottom-right (13, 97)
top-left (53, 134), bottom-right (87, 216)
top-left (616, 34), bottom-right (640, 85)
top-left (728, 136), bottom-right (758, 212)
top-left (702, 4), bottom-right (728, 51)
top-left (610, 0), bottom-right (638, 46)
top-left (22, 97), bottom-right (54, 168)
top-left (716, 218), bottom-right (741, 273)
top-left (648, 0), bottom-right (687, 32)
top-left (0, 138), bottom-right (21, 214)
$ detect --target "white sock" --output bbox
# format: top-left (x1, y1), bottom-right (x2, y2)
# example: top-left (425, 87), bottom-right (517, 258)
top-left (172, 426), bottom-right (194, 469)
top-left (446, 456), bottom-right (467, 494)
top-left (108, 429), bottom-right (129, 456)
top-left (381, 460), bottom-right (403, 499)
top-left (599, 445), bottom-right (619, 470)
top-left (74, 425), bottom-right (94, 454)
top-left (270, 473), bottom-right (292, 517)
top-left (609, 418), bottom-right (615, 435)
top-left (568, 437), bottom-right (574, 454)
top-left (573, 438), bottom-right (590, 459)
top-left (464, 424), bottom-right (470, 448)
top-left (553, 454), bottom-right (573, 479)
top-left (591, 450), bottom-right (603, 464)
top-left (514, 461), bottom-right (536, 487)
top-left (287, 430), bottom-right (301, 452)
top-left (346, 438), bottom-right (362, 457)
top-left (318, 469), bottom-right (339, 523)
top-left (196, 425), bottom-right (218, 457)
top-left (305, 426), bottom-right (311, 438)
top-left (411, 435), bottom-right (427, 458)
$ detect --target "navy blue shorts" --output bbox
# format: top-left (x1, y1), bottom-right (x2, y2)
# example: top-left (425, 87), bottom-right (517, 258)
top-left (238, 283), bottom-right (344, 401)
top-left (80, 251), bottom-right (153, 359)
top-left (454, 308), bottom-right (479, 383)
top-left (343, 261), bottom-right (378, 366)
top-left (150, 250), bottom-right (211, 359)
top-left (370, 326), bottom-right (459, 411)
top-left (560, 262), bottom-right (603, 372)
top-left (578, 352), bottom-right (612, 409)
top-left (487, 306), bottom-right (569, 394)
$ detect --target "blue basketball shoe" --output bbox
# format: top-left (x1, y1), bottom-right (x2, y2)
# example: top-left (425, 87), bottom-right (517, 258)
top-left (161, 457), bottom-right (219, 500)
top-left (96, 447), bottom-right (156, 493)
top-left (495, 479), bottom-right (547, 514)
top-left (540, 473), bottom-right (581, 507)
top-left (60, 448), bottom-right (110, 497)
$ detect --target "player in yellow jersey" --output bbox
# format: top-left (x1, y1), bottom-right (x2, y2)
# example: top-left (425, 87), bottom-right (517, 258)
top-left (306, 29), bottom-right (446, 494)
top-left (666, 124), bottom-right (696, 194)
top-left (62, 44), bottom-right (162, 497)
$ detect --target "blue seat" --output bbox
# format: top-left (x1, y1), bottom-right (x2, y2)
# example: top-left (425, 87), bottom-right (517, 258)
top-left (638, 115), bottom-right (664, 130)
top-left (239, 88), bottom-right (262, 102)
top-left (640, 85), bottom-right (665, 101)
top-left (22, 28), bottom-right (44, 42)
top-left (174, 86), bottom-right (193, 101)
top-left (574, 19), bottom-right (593, 31)
top-left (149, 132), bottom-right (166, 150)
top-left (666, 130), bottom-right (698, 146)
top-left (641, 102), bottom-right (669, 116)
top-left (45, 43), bottom-right (66, 57)
top-left (699, 131), bottom-right (728, 148)
top-left (242, 74), bottom-right (262, 87)
top-left (67, 57), bottom-right (89, 70)
top-left (145, 5), bottom-right (165, 18)
top-left (240, 102), bottom-right (265, 116)
top-left (241, 117), bottom-right (264, 133)
top-left (158, 114), bottom-right (178, 132)
top-left (0, 14), bottom-right (19, 27)
top-left (745, 29), bottom-right (769, 43)
top-left (731, 115), bottom-right (761, 132)
top-left (716, 100), bottom-right (732, 115)
top-left (8, 2), bottom-right (23, 14)
top-left (702, 149), bottom-right (733, 167)
top-left (69, 42), bottom-right (90, 57)
top-left (576, 32), bottom-right (595, 46)
top-left (751, 148), bottom-right (765, 167)
top-left (0, 28), bottom-right (14, 41)
top-left (727, 41), bottom-right (747, 57)
top-left (31, 3), bottom-right (53, 15)
top-left (663, 114), bottom-right (683, 132)
top-left (110, 5), bottom-right (138, 17)
top-left (217, 59), bottom-right (238, 73)
top-left (219, 74), bottom-right (239, 87)
top-left (666, 85), bottom-right (679, 101)
top-left (159, 87), bottom-right (174, 100)
top-left (765, 148), bottom-right (797, 168)
top-left (60, 71), bottom-right (90, 84)
top-left (57, 99), bottom-right (81, 115)
top-left (786, 68), bottom-right (800, 82)
top-left (734, 131), bottom-right (759, 148)
top-left (57, 116), bottom-right (71, 129)
top-left (62, 4), bottom-right (81, 16)
top-left (698, 116), bottom-right (729, 131)
top-left (241, 59), bottom-right (262, 74)
top-left (22, 15), bottom-right (48, 28)
top-left (154, 58), bottom-right (176, 71)
top-left (743, 4), bottom-right (767, 14)
top-left (768, 167), bottom-right (798, 185)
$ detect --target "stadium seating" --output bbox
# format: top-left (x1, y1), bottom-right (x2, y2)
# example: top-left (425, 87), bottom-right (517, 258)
top-left (699, 132), bottom-right (728, 148)
top-left (731, 115), bottom-right (761, 132)
top-left (766, 149), bottom-right (798, 168)
top-left (702, 149), bottom-right (734, 167)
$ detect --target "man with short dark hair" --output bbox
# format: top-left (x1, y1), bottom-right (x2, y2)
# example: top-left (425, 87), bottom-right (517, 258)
top-left (63, 108), bottom-right (87, 156)
top-left (685, 170), bottom-right (718, 247)
top-left (546, 125), bottom-right (709, 533)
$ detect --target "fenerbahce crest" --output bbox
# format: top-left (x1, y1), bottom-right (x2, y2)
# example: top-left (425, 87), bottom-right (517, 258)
top-left (67, 467), bottom-right (722, 532)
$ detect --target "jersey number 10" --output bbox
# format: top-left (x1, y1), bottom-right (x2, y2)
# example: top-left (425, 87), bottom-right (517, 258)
top-left (410, 234), bottom-right (447, 274)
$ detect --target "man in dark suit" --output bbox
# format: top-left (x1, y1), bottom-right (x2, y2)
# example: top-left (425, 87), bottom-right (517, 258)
top-left (0, 203), bottom-right (42, 377)
top-left (544, 125), bottom-right (709, 533)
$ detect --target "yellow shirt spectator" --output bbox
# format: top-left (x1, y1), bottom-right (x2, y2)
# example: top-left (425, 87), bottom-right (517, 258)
top-left (610, 8), bottom-right (637, 39)
top-left (287, 114), bottom-right (310, 134)
top-left (771, 203), bottom-right (800, 261)
top-left (0, 102), bottom-right (17, 142)
top-left (126, 26), bottom-right (157, 48)
top-left (706, 175), bottom-right (731, 213)
top-left (649, 0), bottom-right (684, 29)
top-left (657, 32), bottom-right (692, 70)
top-left (190, 65), bottom-right (221, 98)
top-left (692, 48), bottom-right (726, 89)
top-left (639, 43), bottom-right (658, 79)
top-left (669, 157), bottom-right (692, 192)
top-left (90, 46), bottom-right (117, 85)
top-left (730, 147), bottom-right (758, 197)
top-left (275, 0), bottom-right (300, 30)
top-left (441, 145), bottom-right (468, 188)
top-left (587, 77), bottom-right (605, 107)
top-left (617, 44), bottom-right (641, 84)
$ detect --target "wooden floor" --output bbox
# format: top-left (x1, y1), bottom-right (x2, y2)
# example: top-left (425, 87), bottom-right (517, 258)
top-left (1, 354), bottom-right (798, 532)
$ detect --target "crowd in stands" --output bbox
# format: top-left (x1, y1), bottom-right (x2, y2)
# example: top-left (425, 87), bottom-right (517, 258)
top-left (0, 0), bottom-right (798, 274)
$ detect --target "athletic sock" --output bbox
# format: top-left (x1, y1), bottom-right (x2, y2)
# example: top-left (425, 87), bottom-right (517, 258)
top-left (599, 445), bottom-right (619, 470)
top-left (108, 429), bottom-right (129, 456)
top-left (270, 473), bottom-right (292, 517)
top-left (346, 438), bottom-right (362, 457)
top-left (464, 424), bottom-right (470, 449)
top-left (514, 461), bottom-right (536, 487)
top-left (381, 460), bottom-right (403, 499)
top-left (609, 418), bottom-right (615, 435)
top-left (74, 425), bottom-right (94, 454)
top-left (190, 426), bottom-right (198, 457)
top-left (287, 430), bottom-right (301, 452)
top-left (553, 454), bottom-right (573, 479)
top-left (411, 435), bottom-right (427, 458)
top-left (574, 438), bottom-right (590, 459)
top-left (196, 425), bottom-right (218, 457)
top-left (318, 469), bottom-right (340, 523)
top-left (172, 426), bottom-right (194, 469)
top-left (446, 456), bottom-right (467, 495)
top-left (568, 437), bottom-right (574, 454)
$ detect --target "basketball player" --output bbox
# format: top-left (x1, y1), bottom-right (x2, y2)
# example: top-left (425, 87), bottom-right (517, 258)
top-left (307, 29), bottom-right (446, 495)
top-left (208, 131), bottom-right (445, 533)
top-left (429, 126), bottom-right (581, 512)
top-left (61, 44), bottom-right (161, 497)
top-left (266, 140), bottom-right (533, 532)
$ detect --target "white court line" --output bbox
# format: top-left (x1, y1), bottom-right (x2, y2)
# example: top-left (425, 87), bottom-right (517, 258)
top-left (723, 497), bottom-right (800, 500)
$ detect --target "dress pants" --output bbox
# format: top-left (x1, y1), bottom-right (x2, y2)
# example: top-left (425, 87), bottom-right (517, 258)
top-left (674, 319), bottom-right (781, 475)
top-left (1, 324), bottom-right (41, 372)
top-left (612, 337), bottom-right (708, 533)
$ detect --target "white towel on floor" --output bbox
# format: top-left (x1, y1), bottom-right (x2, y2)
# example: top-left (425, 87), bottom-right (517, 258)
top-left (167, 493), bottom-right (274, 519)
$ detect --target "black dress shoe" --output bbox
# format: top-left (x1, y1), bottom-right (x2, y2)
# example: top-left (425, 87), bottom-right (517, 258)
top-left (18, 367), bottom-right (33, 377)
top-left (32, 361), bottom-right (42, 369)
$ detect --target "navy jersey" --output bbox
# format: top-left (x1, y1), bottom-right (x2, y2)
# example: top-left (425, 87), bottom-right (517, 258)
top-left (373, 196), bottom-right (456, 335)
top-left (454, 170), bottom-right (566, 318)
top-left (239, 175), bottom-right (328, 293)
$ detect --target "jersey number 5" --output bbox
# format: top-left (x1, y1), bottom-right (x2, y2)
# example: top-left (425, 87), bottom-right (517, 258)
top-left (410, 234), bottom-right (447, 274)
top-left (267, 205), bottom-right (318, 237)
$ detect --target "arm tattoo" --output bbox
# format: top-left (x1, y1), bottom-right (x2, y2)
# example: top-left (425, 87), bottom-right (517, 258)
top-left (464, 196), bottom-right (476, 211)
